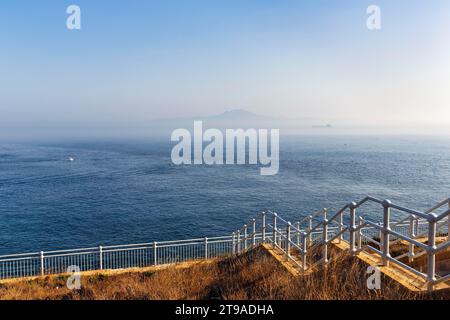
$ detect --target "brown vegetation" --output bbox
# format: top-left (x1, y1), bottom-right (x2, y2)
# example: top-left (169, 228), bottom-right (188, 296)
top-left (0, 247), bottom-right (448, 300)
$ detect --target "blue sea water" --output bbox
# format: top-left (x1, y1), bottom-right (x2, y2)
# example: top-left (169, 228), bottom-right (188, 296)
top-left (0, 135), bottom-right (449, 255)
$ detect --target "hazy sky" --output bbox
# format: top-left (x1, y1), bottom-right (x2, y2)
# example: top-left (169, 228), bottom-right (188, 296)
top-left (1, 0), bottom-right (449, 138)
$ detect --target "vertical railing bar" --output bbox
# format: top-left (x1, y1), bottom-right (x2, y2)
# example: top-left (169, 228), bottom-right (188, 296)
top-left (99, 246), bottom-right (103, 270)
top-left (244, 225), bottom-right (248, 252)
top-left (273, 214), bottom-right (277, 249)
top-left (308, 215), bottom-right (313, 245)
top-left (286, 222), bottom-right (291, 260)
top-left (349, 202), bottom-right (357, 255)
top-left (409, 215), bottom-right (416, 262)
top-left (301, 232), bottom-right (307, 271)
top-left (262, 212), bottom-right (266, 242)
top-left (40, 251), bottom-right (44, 276)
top-left (252, 219), bottom-right (256, 248)
top-left (232, 232), bottom-right (236, 255)
top-left (153, 242), bottom-right (157, 266)
top-left (323, 209), bottom-right (328, 264)
top-left (296, 222), bottom-right (300, 246)
top-left (382, 200), bottom-right (392, 266)
top-left (237, 230), bottom-right (241, 254)
top-left (358, 217), bottom-right (363, 250)
top-left (427, 214), bottom-right (437, 292)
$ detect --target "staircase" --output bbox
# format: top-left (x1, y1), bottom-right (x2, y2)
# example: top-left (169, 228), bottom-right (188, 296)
top-left (232, 197), bottom-right (450, 292)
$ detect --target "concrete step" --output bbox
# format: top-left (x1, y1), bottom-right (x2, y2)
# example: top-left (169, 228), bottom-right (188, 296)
top-left (332, 240), bottom-right (449, 292)
top-left (261, 243), bottom-right (308, 277)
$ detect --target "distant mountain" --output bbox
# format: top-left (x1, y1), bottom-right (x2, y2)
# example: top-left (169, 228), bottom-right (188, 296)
top-left (156, 109), bottom-right (274, 123)
top-left (209, 109), bottom-right (271, 121)
top-left (152, 109), bottom-right (330, 133)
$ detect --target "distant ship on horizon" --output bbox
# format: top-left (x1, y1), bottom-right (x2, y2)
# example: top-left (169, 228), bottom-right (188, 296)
top-left (312, 124), bottom-right (332, 128)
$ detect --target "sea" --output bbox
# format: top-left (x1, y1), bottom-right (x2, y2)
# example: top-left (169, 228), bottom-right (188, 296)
top-left (0, 135), bottom-right (449, 255)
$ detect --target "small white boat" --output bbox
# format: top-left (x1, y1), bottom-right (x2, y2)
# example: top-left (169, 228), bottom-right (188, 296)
top-left (68, 157), bottom-right (75, 162)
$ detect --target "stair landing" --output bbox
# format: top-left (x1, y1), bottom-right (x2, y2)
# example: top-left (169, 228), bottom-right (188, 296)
top-left (331, 240), bottom-right (449, 292)
top-left (261, 241), bottom-right (449, 292)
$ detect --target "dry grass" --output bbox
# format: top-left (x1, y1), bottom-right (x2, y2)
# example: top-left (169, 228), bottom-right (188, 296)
top-left (0, 247), bottom-right (448, 300)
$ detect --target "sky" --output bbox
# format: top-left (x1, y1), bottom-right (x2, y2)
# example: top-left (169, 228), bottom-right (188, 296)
top-left (0, 0), bottom-right (449, 139)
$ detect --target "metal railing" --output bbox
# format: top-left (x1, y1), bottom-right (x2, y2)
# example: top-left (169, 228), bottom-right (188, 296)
top-left (0, 236), bottom-right (233, 280)
top-left (1, 196), bottom-right (448, 292)
top-left (233, 197), bottom-right (450, 291)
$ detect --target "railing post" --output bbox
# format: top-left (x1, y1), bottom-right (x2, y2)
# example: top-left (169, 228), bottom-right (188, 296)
top-left (296, 222), bottom-right (301, 246)
top-left (323, 209), bottom-right (328, 264)
top-left (301, 232), bottom-right (307, 271)
top-left (408, 215), bottom-right (416, 262)
top-left (414, 217), bottom-right (419, 237)
top-left (244, 225), bottom-right (248, 251)
top-left (232, 232), bottom-right (236, 255)
top-left (339, 210), bottom-right (344, 242)
top-left (153, 241), bottom-right (158, 266)
top-left (204, 237), bottom-right (208, 260)
top-left (427, 214), bottom-right (437, 291)
top-left (262, 212), bottom-right (266, 242)
top-left (349, 202), bottom-right (357, 255)
top-left (40, 251), bottom-right (45, 276)
top-left (99, 245), bottom-right (103, 270)
top-left (286, 222), bottom-right (292, 259)
top-left (357, 217), bottom-right (363, 250)
top-left (382, 200), bottom-right (392, 266)
top-left (273, 213), bottom-right (277, 249)
top-left (308, 215), bottom-right (313, 245)
top-left (252, 219), bottom-right (256, 248)
top-left (237, 230), bottom-right (241, 254)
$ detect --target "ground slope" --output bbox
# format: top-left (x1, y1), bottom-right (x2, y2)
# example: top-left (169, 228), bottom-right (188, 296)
top-left (0, 247), bottom-right (448, 300)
